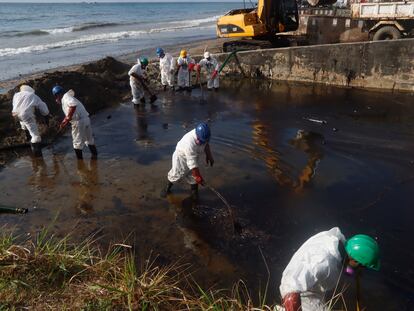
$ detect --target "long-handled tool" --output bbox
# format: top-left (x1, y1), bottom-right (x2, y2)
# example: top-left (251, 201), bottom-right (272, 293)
top-left (0, 205), bottom-right (28, 214)
top-left (137, 78), bottom-right (157, 104)
top-left (196, 69), bottom-right (205, 103)
top-left (204, 184), bottom-right (242, 235)
top-left (356, 270), bottom-right (362, 311)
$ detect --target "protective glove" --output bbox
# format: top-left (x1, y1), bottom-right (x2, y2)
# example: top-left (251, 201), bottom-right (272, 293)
top-left (59, 117), bottom-right (70, 130)
top-left (170, 69), bottom-right (175, 75)
top-left (206, 154), bottom-right (214, 167)
top-left (282, 292), bottom-right (301, 311)
top-left (191, 167), bottom-right (204, 185)
top-left (211, 70), bottom-right (218, 79)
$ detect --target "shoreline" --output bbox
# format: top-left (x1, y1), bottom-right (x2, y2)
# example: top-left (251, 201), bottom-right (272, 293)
top-left (0, 37), bottom-right (227, 94)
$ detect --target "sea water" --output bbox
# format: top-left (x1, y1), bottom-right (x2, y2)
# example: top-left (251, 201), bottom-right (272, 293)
top-left (0, 2), bottom-right (238, 81)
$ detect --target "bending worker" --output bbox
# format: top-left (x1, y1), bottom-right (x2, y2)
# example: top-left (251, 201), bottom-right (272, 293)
top-left (12, 85), bottom-right (50, 157)
top-left (52, 86), bottom-right (98, 160)
top-left (156, 47), bottom-right (175, 91)
top-left (197, 51), bottom-right (220, 91)
top-left (280, 227), bottom-right (380, 311)
top-left (176, 49), bottom-right (195, 92)
top-left (161, 122), bottom-right (214, 198)
top-left (128, 57), bottom-right (156, 105)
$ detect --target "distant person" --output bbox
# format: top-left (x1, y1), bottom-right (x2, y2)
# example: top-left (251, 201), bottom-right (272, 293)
top-left (156, 47), bottom-right (175, 91)
top-left (176, 49), bottom-right (195, 92)
top-left (160, 122), bottom-right (214, 199)
top-left (197, 51), bottom-right (220, 91)
top-left (280, 227), bottom-right (380, 311)
top-left (12, 85), bottom-right (50, 157)
top-left (128, 57), bottom-right (156, 105)
top-left (52, 85), bottom-right (98, 160)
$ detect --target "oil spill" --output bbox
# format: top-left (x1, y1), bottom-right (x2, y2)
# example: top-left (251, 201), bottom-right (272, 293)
top-left (1, 79), bottom-right (414, 309)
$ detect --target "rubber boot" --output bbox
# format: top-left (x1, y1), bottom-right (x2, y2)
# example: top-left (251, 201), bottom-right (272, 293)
top-left (25, 130), bottom-right (31, 142)
top-left (160, 181), bottom-right (173, 198)
top-left (74, 148), bottom-right (83, 160)
top-left (190, 184), bottom-right (199, 200)
top-left (88, 145), bottom-right (98, 160)
top-left (140, 97), bottom-right (146, 105)
top-left (31, 143), bottom-right (42, 157)
top-left (163, 85), bottom-right (167, 91)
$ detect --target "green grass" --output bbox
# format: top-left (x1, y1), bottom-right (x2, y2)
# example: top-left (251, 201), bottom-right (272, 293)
top-left (0, 228), bottom-right (349, 310)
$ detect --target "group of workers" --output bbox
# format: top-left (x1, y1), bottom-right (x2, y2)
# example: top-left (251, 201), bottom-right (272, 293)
top-left (128, 48), bottom-right (220, 105)
top-left (12, 84), bottom-right (97, 160)
top-left (10, 47), bottom-right (380, 311)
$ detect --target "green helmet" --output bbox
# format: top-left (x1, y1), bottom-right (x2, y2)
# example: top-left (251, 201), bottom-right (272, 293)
top-left (140, 57), bottom-right (149, 66)
top-left (345, 234), bottom-right (380, 271)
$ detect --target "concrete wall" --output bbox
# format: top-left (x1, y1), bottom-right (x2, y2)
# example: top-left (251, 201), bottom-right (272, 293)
top-left (216, 39), bottom-right (414, 92)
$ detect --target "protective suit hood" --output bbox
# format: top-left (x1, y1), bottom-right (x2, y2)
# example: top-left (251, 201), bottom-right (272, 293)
top-left (20, 85), bottom-right (35, 93)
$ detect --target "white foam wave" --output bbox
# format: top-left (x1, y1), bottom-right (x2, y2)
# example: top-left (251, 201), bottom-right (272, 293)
top-left (0, 15), bottom-right (219, 57)
top-left (41, 26), bottom-right (75, 35)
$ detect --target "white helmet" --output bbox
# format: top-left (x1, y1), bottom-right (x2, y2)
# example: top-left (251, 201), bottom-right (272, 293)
top-left (204, 51), bottom-right (211, 59)
top-left (20, 85), bottom-right (34, 93)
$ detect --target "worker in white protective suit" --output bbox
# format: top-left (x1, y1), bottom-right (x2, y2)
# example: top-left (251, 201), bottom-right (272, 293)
top-left (52, 85), bottom-right (98, 160)
top-left (128, 57), bottom-right (157, 105)
top-left (279, 227), bottom-right (380, 311)
top-left (160, 122), bottom-right (214, 199)
top-left (12, 85), bottom-right (50, 157)
top-left (156, 47), bottom-right (175, 91)
top-left (197, 51), bottom-right (220, 91)
top-left (176, 49), bottom-right (195, 92)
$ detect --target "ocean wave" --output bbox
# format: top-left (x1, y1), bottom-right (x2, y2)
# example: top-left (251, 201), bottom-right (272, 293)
top-left (0, 15), bottom-right (219, 57)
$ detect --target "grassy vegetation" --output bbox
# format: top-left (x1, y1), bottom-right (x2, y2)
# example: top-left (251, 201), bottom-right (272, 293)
top-left (0, 228), bottom-right (348, 310)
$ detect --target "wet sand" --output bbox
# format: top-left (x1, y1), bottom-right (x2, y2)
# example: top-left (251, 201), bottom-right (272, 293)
top-left (1, 79), bottom-right (414, 309)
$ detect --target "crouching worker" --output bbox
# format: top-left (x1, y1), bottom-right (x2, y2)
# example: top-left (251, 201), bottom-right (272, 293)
top-left (161, 122), bottom-right (214, 199)
top-left (280, 227), bottom-right (380, 311)
top-left (52, 85), bottom-right (97, 160)
top-left (12, 85), bottom-right (50, 157)
top-left (128, 57), bottom-right (156, 105)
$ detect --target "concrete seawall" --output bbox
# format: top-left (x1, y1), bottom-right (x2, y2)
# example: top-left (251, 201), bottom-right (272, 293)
top-left (216, 39), bottom-right (414, 92)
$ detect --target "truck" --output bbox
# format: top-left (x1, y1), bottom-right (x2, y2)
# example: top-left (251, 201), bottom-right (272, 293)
top-left (291, 0), bottom-right (414, 45)
top-left (217, 0), bottom-right (414, 50)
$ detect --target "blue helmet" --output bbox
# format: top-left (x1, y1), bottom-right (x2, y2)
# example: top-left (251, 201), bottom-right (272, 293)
top-left (156, 47), bottom-right (164, 57)
top-left (195, 122), bottom-right (211, 144)
top-left (52, 85), bottom-right (64, 96)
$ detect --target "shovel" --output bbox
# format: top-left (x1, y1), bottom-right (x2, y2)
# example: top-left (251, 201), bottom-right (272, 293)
top-left (137, 78), bottom-right (157, 104)
top-left (204, 184), bottom-right (242, 235)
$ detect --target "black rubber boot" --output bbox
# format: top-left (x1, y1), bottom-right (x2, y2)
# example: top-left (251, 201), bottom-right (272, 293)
top-left (25, 130), bottom-right (31, 142)
top-left (160, 181), bottom-right (173, 198)
top-left (88, 145), bottom-right (98, 160)
top-left (140, 97), bottom-right (146, 105)
top-left (190, 184), bottom-right (199, 200)
top-left (31, 143), bottom-right (42, 157)
top-left (163, 85), bottom-right (167, 91)
top-left (74, 148), bottom-right (83, 160)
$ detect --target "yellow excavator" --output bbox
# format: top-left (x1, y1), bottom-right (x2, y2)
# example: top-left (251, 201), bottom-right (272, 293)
top-left (216, 0), bottom-right (300, 51)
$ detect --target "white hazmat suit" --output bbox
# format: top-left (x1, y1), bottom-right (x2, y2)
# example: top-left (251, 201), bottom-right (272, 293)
top-left (168, 129), bottom-right (206, 185)
top-left (199, 56), bottom-right (220, 89)
top-left (128, 60), bottom-right (145, 104)
top-left (177, 56), bottom-right (195, 88)
top-left (280, 227), bottom-right (346, 311)
top-left (61, 90), bottom-right (95, 150)
top-left (12, 86), bottom-right (49, 143)
top-left (159, 53), bottom-right (175, 87)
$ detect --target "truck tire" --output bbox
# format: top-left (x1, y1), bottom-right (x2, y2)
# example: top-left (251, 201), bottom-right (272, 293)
top-left (372, 26), bottom-right (401, 41)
